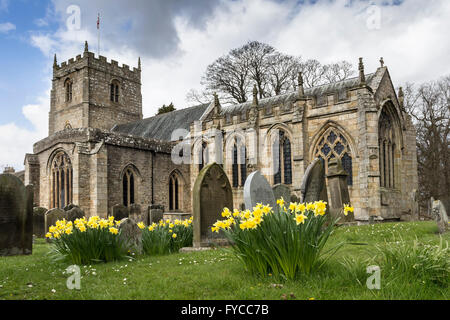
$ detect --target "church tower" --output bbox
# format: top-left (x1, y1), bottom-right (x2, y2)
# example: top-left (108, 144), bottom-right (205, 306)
top-left (49, 41), bottom-right (143, 135)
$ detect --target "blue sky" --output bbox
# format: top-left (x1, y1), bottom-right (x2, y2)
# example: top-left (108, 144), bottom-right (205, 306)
top-left (0, 0), bottom-right (449, 170)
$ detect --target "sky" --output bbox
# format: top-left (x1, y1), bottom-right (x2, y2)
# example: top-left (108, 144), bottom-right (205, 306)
top-left (0, 0), bottom-right (449, 171)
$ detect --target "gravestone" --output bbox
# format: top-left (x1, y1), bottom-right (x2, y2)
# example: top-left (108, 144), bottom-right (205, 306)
top-left (44, 208), bottom-right (66, 234)
top-left (272, 184), bottom-right (291, 204)
top-left (111, 204), bottom-right (129, 220)
top-left (0, 174), bottom-right (33, 256)
top-left (129, 204), bottom-right (142, 222)
top-left (118, 218), bottom-right (143, 254)
top-left (244, 171), bottom-right (276, 211)
top-left (327, 158), bottom-right (353, 222)
top-left (33, 207), bottom-right (47, 238)
top-left (300, 158), bottom-right (328, 204)
top-left (63, 203), bottom-right (77, 212)
top-left (431, 200), bottom-right (449, 234)
top-left (411, 189), bottom-right (419, 221)
top-left (193, 163), bottom-right (233, 248)
top-left (67, 206), bottom-right (84, 222)
top-left (148, 204), bottom-right (164, 224)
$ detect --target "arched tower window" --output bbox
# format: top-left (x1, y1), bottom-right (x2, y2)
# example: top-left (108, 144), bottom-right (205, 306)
top-left (273, 130), bottom-right (292, 185)
top-left (314, 129), bottom-right (353, 186)
top-left (65, 78), bottom-right (73, 102)
top-left (169, 172), bottom-right (184, 211)
top-left (51, 151), bottom-right (73, 208)
top-left (379, 109), bottom-right (396, 189)
top-left (122, 168), bottom-right (135, 207)
top-left (231, 138), bottom-right (247, 188)
top-left (110, 80), bottom-right (120, 103)
top-left (198, 142), bottom-right (209, 172)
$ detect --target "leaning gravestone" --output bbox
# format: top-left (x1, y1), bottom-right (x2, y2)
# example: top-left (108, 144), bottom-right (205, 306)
top-left (431, 200), bottom-right (449, 234)
top-left (300, 158), bottom-right (328, 204)
top-left (119, 218), bottom-right (143, 254)
top-left (327, 158), bottom-right (354, 222)
top-left (193, 163), bottom-right (233, 248)
top-left (111, 204), bottom-right (129, 220)
top-left (33, 207), bottom-right (47, 238)
top-left (244, 171), bottom-right (277, 211)
top-left (0, 174), bottom-right (33, 256)
top-left (272, 184), bottom-right (291, 204)
top-left (44, 208), bottom-right (66, 234)
top-left (67, 206), bottom-right (85, 222)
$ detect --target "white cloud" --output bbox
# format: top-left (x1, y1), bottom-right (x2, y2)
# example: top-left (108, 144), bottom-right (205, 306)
top-left (0, 22), bottom-right (15, 33)
top-left (0, 95), bottom-right (49, 170)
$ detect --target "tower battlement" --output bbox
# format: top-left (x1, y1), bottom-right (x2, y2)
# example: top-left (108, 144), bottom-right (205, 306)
top-left (53, 42), bottom-right (141, 83)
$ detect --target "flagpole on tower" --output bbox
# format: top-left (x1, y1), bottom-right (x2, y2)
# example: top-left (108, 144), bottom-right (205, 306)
top-left (97, 13), bottom-right (100, 56)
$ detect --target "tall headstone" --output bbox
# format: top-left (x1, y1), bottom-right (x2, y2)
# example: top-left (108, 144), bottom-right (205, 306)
top-left (129, 204), bottom-right (142, 222)
top-left (193, 163), bottom-right (233, 248)
top-left (272, 184), bottom-right (291, 204)
top-left (327, 158), bottom-right (353, 222)
top-left (0, 174), bottom-right (33, 256)
top-left (33, 207), bottom-right (47, 238)
top-left (431, 200), bottom-right (449, 234)
top-left (118, 218), bottom-right (143, 254)
top-left (244, 171), bottom-right (277, 211)
top-left (300, 158), bottom-right (328, 204)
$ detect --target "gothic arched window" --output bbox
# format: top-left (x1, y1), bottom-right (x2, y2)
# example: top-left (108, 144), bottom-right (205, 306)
top-left (51, 151), bottom-right (73, 208)
top-left (231, 138), bottom-right (247, 188)
top-left (122, 168), bottom-right (135, 207)
top-left (314, 129), bottom-right (353, 186)
top-left (379, 109), bottom-right (396, 188)
top-left (198, 142), bottom-right (208, 172)
top-left (110, 80), bottom-right (120, 103)
top-left (169, 172), bottom-right (183, 211)
top-left (273, 130), bottom-right (292, 185)
top-left (65, 78), bottom-right (73, 102)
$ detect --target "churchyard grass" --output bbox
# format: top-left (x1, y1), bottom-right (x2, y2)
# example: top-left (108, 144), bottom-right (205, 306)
top-left (0, 221), bottom-right (448, 300)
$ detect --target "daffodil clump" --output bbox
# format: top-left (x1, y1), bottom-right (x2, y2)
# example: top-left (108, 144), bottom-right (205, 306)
top-left (212, 199), bottom-right (351, 279)
top-left (141, 217), bottom-right (193, 256)
top-left (47, 216), bottom-right (128, 265)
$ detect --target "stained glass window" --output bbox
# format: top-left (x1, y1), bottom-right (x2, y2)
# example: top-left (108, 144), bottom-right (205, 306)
top-left (314, 128), bottom-right (353, 186)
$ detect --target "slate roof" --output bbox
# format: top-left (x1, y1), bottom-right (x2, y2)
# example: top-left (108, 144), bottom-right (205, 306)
top-left (111, 70), bottom-right (381, 142)
top-left (221, 72), bottom-right (377, 115)
top-left (111, 103), bottom-right (209, 142)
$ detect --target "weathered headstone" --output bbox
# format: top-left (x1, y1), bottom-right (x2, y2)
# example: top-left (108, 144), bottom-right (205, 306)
top-left (300, 158), bottom-right (328, 204)
top-left (129, 203), bottom-right (142, 222)
top-left (118, 218), bottom-right (142, 254)
top-left (111, 204), bottom-right (129, 220)
top-left (0, 174), bottom-right (33, 256)
top-left (148, 204), bottom-right (164, 224)
top-left (33, 207), bottom-right (47, 238)
top-left (244, 171), bottom-right (276, 211)
top-left (44, 208), bottom-right (66, 234)
top-left (431, 200), bottom-right (449, 234)
top-left (272, 184), bottom-right (291, 204)
top-left (193, 163), bottom-right (233, 248)
top-left (327, 158), bottom-right (353, 222)
top-left (410, 189), bottom-right (419, 221)
top-left (63, 203), bottom-right (78, 212)
top-left (67, 206), bottom-right (85, 222)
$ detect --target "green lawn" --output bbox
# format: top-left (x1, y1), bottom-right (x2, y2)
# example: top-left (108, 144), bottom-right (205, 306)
top-left (0, 221), bottom-right (448, 300)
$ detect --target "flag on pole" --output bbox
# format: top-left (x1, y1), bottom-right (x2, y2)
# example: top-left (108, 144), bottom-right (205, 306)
top-left (97, 13), bottom-right (100, 29)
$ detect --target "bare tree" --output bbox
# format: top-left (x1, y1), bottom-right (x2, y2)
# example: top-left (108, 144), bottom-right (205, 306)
top-left (403, 76), bottom-right (450, 206)
top-left (187, 40), bottom-right (355, 106)
top-left (323, 61), bottom-right (355, 83)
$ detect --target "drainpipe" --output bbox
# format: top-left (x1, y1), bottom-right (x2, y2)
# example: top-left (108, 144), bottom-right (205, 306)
top-left (151, 150), bottom-right (155, 205)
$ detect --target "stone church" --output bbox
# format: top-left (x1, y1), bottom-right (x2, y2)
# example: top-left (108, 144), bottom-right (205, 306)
top-left (24, 42), bottom-right (418, 221)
